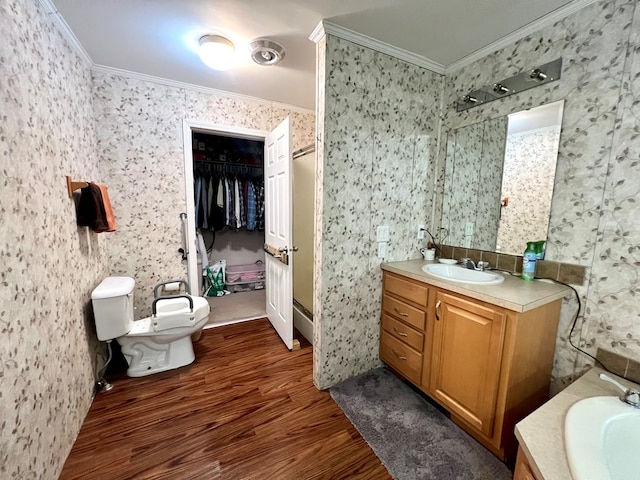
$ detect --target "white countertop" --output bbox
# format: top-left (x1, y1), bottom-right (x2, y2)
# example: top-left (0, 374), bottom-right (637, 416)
top-left (515, 367), bottom-right (640, 480)
top-left (381, 259), bottom-right (570, 312)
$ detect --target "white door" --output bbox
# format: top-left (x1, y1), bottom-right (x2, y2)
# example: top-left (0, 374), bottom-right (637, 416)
top-left (264, 117), bottom-right (294, 349)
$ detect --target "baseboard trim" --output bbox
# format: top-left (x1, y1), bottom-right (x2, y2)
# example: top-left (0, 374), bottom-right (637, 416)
top-left (293, 305), bottom-right (313, 345)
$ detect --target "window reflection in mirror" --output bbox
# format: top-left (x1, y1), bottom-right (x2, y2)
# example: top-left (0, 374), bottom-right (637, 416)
top-left (441, 100), bottom-right (564, 256)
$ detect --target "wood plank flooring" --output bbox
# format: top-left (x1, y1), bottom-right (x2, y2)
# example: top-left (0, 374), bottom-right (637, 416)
top-left (60, 319), bottom-right (390, 480)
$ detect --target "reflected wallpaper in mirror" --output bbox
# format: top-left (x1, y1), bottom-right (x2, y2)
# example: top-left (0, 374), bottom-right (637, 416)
top-left (441, 101), bottom-right (564, 255)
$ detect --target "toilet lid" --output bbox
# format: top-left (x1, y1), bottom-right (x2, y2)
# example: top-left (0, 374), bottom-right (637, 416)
top-left (91, 276), bottom-right (135, 300)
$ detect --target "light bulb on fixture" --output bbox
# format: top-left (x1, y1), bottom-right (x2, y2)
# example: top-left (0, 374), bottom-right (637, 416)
top-left (198, 35), bottom-right (236, 71)
top-left (493, 83), bottom-right (510, 94)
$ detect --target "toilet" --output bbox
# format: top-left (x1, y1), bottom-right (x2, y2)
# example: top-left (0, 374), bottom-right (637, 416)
top-left (91, 276), bottom-right (210, 377)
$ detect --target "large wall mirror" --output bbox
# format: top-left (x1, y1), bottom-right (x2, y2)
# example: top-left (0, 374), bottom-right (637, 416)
top-left (441, 100), bottom-right (564, 256)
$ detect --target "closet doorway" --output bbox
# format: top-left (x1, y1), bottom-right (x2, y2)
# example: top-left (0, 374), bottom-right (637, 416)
top-left (182, 119), bottom-right (314, 348)
top-left (182, 121), bottom-right (269, 327)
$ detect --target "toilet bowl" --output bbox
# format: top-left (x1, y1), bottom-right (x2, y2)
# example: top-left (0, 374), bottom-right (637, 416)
top-left (91, 276), bottom-right (210, 377)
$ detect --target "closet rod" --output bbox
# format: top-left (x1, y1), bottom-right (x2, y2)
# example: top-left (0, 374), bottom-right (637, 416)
top-left (194, 159), bottom-right (262, 168)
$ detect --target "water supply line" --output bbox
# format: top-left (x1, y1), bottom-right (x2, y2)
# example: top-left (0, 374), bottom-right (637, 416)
top-left (95, 340), bottom-right (113, 392)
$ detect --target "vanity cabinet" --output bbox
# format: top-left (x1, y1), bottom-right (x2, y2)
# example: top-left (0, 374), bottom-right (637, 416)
top-left (379, 269), bottom-right (563, 463)
top-left (513, 447), bottom-right (538, 480)
top-left (430, 291), bottom-right (506, 437)
top-left (379, 272), bottom-right (429, 385)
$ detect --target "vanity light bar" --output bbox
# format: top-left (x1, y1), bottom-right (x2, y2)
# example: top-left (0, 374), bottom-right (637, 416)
top-left (457, 58), bottom-right (562, 112)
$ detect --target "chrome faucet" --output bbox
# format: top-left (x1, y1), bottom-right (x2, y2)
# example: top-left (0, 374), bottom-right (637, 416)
top-left (600, 373), bottom-right (640, 408)
top-left (460, 258), bottom-right (476, 270)
top-left (460, 258), bottom-right (490, 271)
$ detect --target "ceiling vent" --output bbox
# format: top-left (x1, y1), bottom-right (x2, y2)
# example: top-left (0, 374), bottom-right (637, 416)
top-left (249, 38), bottom-right (286, 66)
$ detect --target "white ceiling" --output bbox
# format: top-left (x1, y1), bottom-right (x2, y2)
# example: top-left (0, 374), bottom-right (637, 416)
top-left (49, 0), bottom-right (586, 110)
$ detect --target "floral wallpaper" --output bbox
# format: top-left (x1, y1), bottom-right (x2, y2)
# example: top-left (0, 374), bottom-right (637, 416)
top-left (4, 1), bottom-right (640, 477)
top-left (496, 126), bottom-right (560, 255)
top-left (439, 0), bottom-right (640, 386)
top-left (0, 1), bottom-right (108, 478)
top-left (313, 35), bottom-right (443, 389)
top-left (92, 72), bottom-right (314, 317)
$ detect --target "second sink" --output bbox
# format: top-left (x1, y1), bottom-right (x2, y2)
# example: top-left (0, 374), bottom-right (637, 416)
top-left (421, 263), bottom-right (505, 285)
top-left (565, 395), bottom-right (640, 480)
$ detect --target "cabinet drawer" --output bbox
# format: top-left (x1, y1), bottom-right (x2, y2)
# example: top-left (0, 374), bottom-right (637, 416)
top-left (381, 313), bottom-right (424, 351)
top-left (380, 332), bottom-right (422, 385)
top-left (382, 294), bottom-right (426, 330)
top-left (385, 273), bottom-right (428, 306)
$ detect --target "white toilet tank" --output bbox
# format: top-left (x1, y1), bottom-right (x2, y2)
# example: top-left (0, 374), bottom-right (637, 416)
top-left (91, 276), bottom-right (136, 341)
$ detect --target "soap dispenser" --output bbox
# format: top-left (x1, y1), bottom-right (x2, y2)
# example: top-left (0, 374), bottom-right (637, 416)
top-left (522, 242), bottom-right (537, 281)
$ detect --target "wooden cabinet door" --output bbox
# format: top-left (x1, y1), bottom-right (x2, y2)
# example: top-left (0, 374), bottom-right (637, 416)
top-left (430, 291), bottom-right (506, 437)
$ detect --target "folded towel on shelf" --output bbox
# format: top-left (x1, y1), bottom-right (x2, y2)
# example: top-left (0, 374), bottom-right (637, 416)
top-left (77, 182), bottom-right (116, 233)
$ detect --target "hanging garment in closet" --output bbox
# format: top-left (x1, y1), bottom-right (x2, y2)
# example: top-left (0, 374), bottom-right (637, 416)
top-left (238, 178), bottom-right (246, 228)
top-left (246, 181), bottom-right (257, 231)
top-left (225, 177), bottom-right (235, 229)
top-left (193, 165), bottom-right (264, 232)
top-left (207, 177), bottom-right (215, 224)
top-left (194, 176), bottom-right (202, 227)
top-left (234, 178), bottom-right (241, 229)
top-left (200, 176), bottom-right (209, 230)
top-left (209, 177), bottom-right (225, 231)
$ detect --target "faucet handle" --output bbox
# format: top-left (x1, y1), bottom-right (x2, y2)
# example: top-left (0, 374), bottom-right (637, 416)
top-left (477, 261), bottom-right (489, 271)
top-left (600, 373), bottom-right (640, 408)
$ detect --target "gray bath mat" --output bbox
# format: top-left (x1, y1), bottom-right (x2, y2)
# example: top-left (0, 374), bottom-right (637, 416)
top-left (330, 367), bottom-right (512, 480)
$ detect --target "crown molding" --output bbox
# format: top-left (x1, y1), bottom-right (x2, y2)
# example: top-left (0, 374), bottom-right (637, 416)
top-left (445, 0), bottom-right (600, 74)
top-left (319, 21), bottom-right (445, 75)
top-left (91, 64), bottom-right (314, 114)
top-left (309, 21), bottom-right (326, 44)
top-left (38, 0), bottom-right (93, 66)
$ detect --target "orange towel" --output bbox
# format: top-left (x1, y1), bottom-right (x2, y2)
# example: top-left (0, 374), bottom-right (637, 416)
top-left (96, 183), bottom-right (116, 232)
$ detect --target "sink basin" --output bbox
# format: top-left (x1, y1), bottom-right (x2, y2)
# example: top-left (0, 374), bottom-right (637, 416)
top-left (421, 264), bottom-right (504, 285)
top-left (565, 396), bottom-right (640, 480)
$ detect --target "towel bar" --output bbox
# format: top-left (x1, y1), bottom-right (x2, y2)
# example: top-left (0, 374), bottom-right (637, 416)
top-left (66, 175), bottom-right (88, 197)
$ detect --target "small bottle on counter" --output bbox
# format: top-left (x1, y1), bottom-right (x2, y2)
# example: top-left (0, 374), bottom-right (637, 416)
top-left (522, 242), bottom-right (537, 281)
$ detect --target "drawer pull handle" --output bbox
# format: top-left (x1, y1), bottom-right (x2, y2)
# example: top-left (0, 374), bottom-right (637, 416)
top-left (393, 327), bottom-right (408, 337)
top-left (435, 300), bottom-right (441, 321)
top-left (391, 349), bottom-right (407, 360)
top-left (393, 307), bottom-right (409, 317)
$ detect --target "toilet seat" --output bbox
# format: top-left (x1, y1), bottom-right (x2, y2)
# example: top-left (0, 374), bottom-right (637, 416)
top-left (124, 296), bottom-right (209, 337)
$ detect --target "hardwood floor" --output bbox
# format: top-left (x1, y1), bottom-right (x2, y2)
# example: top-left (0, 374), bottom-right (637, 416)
top-left (60, 319), bottom-right (390, 480)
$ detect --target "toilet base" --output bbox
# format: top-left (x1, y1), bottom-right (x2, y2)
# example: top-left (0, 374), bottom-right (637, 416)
top-left (118, 335), bottom-right (196, 377)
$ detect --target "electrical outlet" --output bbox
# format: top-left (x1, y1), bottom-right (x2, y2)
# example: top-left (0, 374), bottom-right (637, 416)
top-left (376, 225), bottom-right (390, 242)
top-left (465, 222), bottom-right (474, 236)
top-left (417, 224), bottom-right (425, 240)
top-left (377, 242), bottom-right (387, 258)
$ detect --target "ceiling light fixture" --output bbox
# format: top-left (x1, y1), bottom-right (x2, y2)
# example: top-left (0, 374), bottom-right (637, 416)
top-left (249, 38), bottom-right (286, 66)
top-left (198, 35), bottom-right (236, 71)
